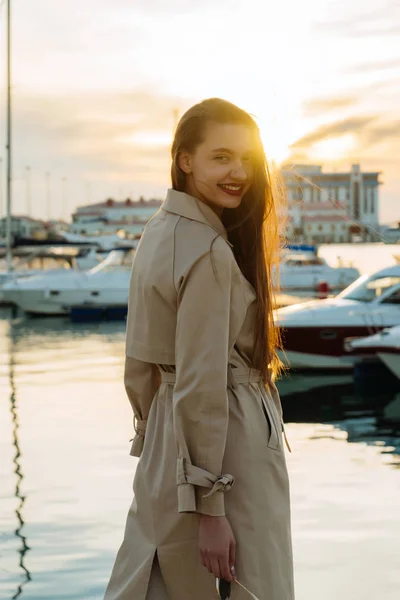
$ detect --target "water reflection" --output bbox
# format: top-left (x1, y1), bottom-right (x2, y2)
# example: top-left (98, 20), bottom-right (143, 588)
top-left (1, 309), bottom-right (400, 599)
top-left (278, 371), bottom-right (400, 466)
top-left (8, 322), bottom-right (32, 598)
top-left (0, 309), bottom-right (129, 599)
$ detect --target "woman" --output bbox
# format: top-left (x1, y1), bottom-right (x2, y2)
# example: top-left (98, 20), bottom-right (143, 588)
top-left (103, 98), bottom-right (294, 600)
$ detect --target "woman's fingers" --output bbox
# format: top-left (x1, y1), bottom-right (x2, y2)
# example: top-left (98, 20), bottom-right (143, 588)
top-left (229, 540), bottom-right (236, 578)
top-left (201, 551), bottom-right (234, 582)
top-left (210, 557), bottom-right (222, 579)
top-left (200, 550), bottom-right (212, 574)
top-left (219, 557), bottom-right (232, 582)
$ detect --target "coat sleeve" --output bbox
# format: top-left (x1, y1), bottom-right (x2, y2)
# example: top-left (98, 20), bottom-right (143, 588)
top-left (124, 356), bottom-right (161, 458)
top-left (173, 247), bottom-right (238, 516)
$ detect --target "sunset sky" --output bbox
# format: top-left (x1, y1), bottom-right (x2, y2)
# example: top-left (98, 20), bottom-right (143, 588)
top-left (0, 0), bottom-right (399, 223)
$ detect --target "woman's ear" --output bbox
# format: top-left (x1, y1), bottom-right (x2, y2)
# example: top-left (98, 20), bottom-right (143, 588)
top-left (178, 151), bottom-right (192, 174)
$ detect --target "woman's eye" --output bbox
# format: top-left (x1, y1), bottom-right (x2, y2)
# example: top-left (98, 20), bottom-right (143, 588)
top-left (215, 155), bottom-right (229, 161)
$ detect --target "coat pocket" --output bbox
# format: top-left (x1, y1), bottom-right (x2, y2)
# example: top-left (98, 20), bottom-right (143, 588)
top-left (259, 388), bottom-right (281, 451)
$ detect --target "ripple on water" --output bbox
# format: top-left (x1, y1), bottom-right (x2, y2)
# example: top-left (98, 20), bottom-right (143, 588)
top-left (0, 309), bottom-right (399, 599)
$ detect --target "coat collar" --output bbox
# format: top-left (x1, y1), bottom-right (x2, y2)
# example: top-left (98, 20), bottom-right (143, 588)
top-left (162, 189), bottom-right (232, 246)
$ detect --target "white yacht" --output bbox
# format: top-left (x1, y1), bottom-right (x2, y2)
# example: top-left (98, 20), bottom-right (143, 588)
top-left (48, 247), bottom-right (135, 315)
top-left (276, 265), bottom-right (400, 370)
top-left (345, 326), bottom-right (400, 381)
top-left (1, 247), bottom-right (135, 316)
top-left (278, 253), bottom-right (359, 294)
top-left (0, 247), bottom-right (102, 290)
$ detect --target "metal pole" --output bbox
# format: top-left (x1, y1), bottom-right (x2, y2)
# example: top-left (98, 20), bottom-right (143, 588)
top-left (26, 166), bottom-right (31, 217)
top-left (85, 180), bottom-right (92, 204)
top-left (62, 176), bottom-right (67, 220)
top-left (6, 0), bottom-right (12, 272)
top-left (46, 171), bottom-right (51, 220)
top-left (0, 157), bottom-right (3, 220)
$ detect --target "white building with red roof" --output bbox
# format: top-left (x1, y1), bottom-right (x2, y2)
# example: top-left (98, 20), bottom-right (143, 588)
top-left (68, 164), bottom-right (381, 243)
top-left (282, 163), bottom-right (381, 243)
top-left (69, 197), bottom-right (162, 235)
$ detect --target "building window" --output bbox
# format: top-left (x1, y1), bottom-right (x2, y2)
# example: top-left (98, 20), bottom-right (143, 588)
top-left (331, 224), bottom-right (336, 231)
top-left (294, 184), bottom-right (303, 201)
top-left (364, 188), bottom-right (368, 214)
top-left (329, 187), bottom-right (338, 202)
top-left (311, 186), bottom-right (321, 203)
top-left (353, 181), bottom-right (360, 219)
top-left (318, 225), bottom-right (323, 231)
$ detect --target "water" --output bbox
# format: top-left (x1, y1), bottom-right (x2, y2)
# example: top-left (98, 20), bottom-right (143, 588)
top-left (318, 242), bottom-right (398, 275)
top-left (1, 243), bottom-right (400, 600)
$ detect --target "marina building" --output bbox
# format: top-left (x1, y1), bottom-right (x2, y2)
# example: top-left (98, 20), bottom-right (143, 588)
top-left (283, 164), bottom-right (381, 243)
top-left (69, 197), bottom-right (162, 235)
top-left (68, 164), bottom-right (381, 244)
top-left (0, 215), bottom-right (49, 240)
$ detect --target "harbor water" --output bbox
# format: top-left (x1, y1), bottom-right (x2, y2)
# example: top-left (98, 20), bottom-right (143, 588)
top-left (1, 243), bottom-right (400, 600)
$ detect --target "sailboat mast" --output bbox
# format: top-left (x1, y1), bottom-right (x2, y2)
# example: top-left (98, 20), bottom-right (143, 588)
top-left (5, 0), bottom-right (12, 272)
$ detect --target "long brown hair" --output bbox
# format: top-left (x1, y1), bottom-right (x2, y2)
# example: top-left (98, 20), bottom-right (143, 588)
top-left (171, 98), bottom-right (285, 383)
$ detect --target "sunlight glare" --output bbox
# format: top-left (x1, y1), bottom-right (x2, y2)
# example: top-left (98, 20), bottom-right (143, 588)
top-left (118, 131), bottom-right (173, 147)
top-left (257, 113), bottom-right (293, 166)
top-left (309, 134), bottom-right (356, 161)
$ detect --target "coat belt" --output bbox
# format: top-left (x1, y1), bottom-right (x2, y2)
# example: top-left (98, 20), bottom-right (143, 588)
top-left (131, 366), bottom-right (291, 455)
top-left (131, 367), bottom-right (262, 451)
top-left (160, 366), bottom-right (263, 388)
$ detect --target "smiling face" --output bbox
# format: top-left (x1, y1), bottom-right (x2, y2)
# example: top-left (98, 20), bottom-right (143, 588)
top-left (178, 122), bottom-right (255, 216)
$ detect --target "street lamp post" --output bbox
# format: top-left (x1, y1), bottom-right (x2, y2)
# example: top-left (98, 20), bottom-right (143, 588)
top-left (5, 0), bottom-right (12, 272)
top-left (85, 180), bottom-right (92, 205)
top-left (62, 177), bottom-right (67, 221)
top-left (25, 166), bottom-right (31, 217)
top-left (45, 171), bottom-right (51, 221)
top-left (0, 157), bottom-right (3, 220)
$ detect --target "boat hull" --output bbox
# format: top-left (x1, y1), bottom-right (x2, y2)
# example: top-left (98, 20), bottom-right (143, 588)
top-left (280, 324), bottom-right (382, 368)
top-left (278, 348), bottom-right (355, 370)
top-left (3, 290), bottom-right (69, 315)
top-left (379, 353), bottom-right (400, 380)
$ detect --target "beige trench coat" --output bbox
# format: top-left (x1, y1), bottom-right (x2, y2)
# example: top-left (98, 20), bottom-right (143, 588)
top-left (103, 189), bottom-right (294, 600)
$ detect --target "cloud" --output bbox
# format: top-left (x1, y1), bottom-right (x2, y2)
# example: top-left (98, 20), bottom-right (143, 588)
top-left (365, 121), bottom-right (400, 145)
top-left (8, 88), bottom-right (189, 177)
top-left (343, 59), bottom-right (400, 74)
top-left (350, 25), bottom-right (400, 37)
top-left (0, 86), bottom-right (196, 220)
top-left (290, 116), bottom-right (377, 149)
top-left (0, 98), bottom-right (185, 219)
top-left (285, 111), bottom-right (400, 222)
top-left (290, 113), bottom-right (400, 155)
top-left (125, 0), bottom-right (236, 14)
top-left (303, 95), bottom-right (358, 117)
top-left (313, 1), bottom-right (400, 37)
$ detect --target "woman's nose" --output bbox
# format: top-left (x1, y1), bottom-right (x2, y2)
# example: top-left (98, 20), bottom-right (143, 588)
top-left (230, 162), bottom-right (248, 181)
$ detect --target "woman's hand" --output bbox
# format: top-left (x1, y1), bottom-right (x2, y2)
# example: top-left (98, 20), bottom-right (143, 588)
top-left (198, 515), bottom-right (236, 581)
